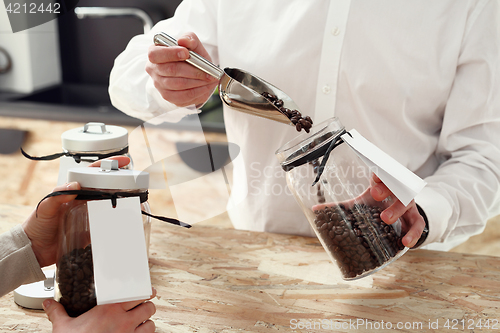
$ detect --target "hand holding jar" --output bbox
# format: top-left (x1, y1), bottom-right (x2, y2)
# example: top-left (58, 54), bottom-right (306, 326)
top-left (18, 156), bottom-right (157, 332)
top-left (313, 173), bottom-right (427, 249)
top-left (21, 157), bottom-right (130, 268)
top-left (42, 290), bottom-right (156, 333)
top-left (369, 173), bottom-right (427, 248)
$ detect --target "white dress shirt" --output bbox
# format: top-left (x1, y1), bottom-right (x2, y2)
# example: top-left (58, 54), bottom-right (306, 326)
top-left (109, 0), bottom-right (500, 250)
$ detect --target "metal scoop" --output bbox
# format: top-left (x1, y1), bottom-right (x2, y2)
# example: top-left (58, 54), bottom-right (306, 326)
top-left (154, 32), bottom-right (300, 125)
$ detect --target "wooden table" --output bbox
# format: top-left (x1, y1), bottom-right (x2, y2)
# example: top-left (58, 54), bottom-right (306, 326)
top-left (1, 204), bottom-right (500, 332)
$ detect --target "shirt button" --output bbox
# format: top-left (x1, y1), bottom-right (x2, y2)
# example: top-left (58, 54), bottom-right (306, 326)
top-left (322, 85), bottom-right (331, 94)
top-left (331, 27), bottom-right (341, 36)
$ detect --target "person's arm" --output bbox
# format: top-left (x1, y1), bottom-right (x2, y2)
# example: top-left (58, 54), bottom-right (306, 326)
top-left (109, 0), bottom-right (220, 122)
top-left (0, 225), bottom-right (46, 297)
top-left (0, 180), bottom-right (83, 297)
top-left (415, 0), bottom-right (500, 249)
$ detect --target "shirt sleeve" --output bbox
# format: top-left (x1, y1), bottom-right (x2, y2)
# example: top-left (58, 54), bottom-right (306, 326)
top-left (415, 0), bottom-right (500, 250)
top-left (0, 225), bottom-right (46, 297)
top-left (108, 0), bottom-right (220, 123)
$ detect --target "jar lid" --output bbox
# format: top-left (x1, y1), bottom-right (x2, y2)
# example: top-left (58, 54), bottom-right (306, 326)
top-left (68, 160), bottom-right (149, 189)
top-left (14, 269), bottom-right (54, 310)
top-left (276, 117), bottom-right (346, 171)
top-left (61, 122), bottom-right (128, 152)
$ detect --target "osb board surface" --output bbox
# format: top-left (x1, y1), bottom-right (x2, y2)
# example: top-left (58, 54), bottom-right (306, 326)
top-left (1, 203), bottom-right (500, 332)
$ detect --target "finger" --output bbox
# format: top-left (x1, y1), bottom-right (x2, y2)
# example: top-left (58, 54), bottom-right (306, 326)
top-left (148, 44), bottom-right (189, 64)
top-left (380, 199), bottom-right (409, 225)
top-left (89, 156), bottom-right (130, 168)
top-left (401, 205), bottom-right (426, 248)
top-left (177, 32), bottom-right (212, 61)
top-left (129, 302), bottom-right (156, 326)
top-left (43, 299), bottom-right (69, 325)
top-left (152, 67), bottom-right (217, 88)
top-left (372, 173), bottom-right (382, 183)
top-left (121, 288), bottom-right (157, 312)
top-left (37, 182), bottom-right (81, 218)
top-left (135, 319), bottom-right (156, 333)
top-left (157, 84), bottom-right (218, 108)
top-left (370, 181), bottom-right (391, 202)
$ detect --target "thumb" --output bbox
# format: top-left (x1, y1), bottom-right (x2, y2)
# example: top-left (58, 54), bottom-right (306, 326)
top-left (37, 182), bottom-right (80, 219)
top-left (43, 299), bottom-right (69, 324)
top-left (177, 32), bottom-right (212, 61)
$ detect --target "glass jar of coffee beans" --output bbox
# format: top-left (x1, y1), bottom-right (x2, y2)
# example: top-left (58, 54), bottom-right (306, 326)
top-left (54, 161), bottom-right (151, 317)
top-left (275, 117), bottom-right (408, 280)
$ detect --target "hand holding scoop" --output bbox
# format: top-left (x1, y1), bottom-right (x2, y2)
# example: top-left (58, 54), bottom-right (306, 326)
top-left (154, 32), bottom-right (312, 130)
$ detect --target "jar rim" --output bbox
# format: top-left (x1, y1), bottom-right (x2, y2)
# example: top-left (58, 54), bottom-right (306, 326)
top-left (68, 167), bottom-right (149, 189)
top-left (275, 117), bottom-right (345, 168)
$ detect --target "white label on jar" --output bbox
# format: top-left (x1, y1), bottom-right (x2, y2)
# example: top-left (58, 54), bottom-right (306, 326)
top-left (87, 197), bottom-right (152, 305)
top-left (341, 129), bottom-right (427, 206)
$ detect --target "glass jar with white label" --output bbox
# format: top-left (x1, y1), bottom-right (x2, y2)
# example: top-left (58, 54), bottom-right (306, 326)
top-left (54, 160), bottom-right (150, 317)
top-left (275, 117), bottom-right (409, 280)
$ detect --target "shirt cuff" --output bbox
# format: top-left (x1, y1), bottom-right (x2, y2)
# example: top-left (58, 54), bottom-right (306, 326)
top-left (413, 186), bottom-right (453, 247)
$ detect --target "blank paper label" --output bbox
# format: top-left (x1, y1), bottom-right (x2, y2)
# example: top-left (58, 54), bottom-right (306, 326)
top-left (87, 197), bottom-right (151, 305)
top-left (341, 129), bottom-right (427, 206)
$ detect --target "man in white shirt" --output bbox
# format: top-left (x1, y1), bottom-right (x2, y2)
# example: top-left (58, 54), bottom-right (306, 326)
top-left (109, 0), bottom-right (500, 251)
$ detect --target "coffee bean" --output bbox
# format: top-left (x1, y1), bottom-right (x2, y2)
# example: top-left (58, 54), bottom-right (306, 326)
top-left (274, 99), bottom-right (284, 108)
top-left (360, 252), bottom-right (371, 262)
top-left (56, 246), bottom-right (96, 317)
top-left (260, 91), bottom-right (314, 132)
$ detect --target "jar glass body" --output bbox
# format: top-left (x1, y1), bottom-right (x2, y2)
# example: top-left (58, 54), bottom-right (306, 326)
top-left (54, 188), bottom-right (150, 317)
top-left (276, 118), bottom-right (408, 280)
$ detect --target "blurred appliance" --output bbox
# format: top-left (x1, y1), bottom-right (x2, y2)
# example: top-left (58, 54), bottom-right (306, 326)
top-left (12, 0), bottom-right (181, 108)
top-left (0, 4), bottom-right (61, 93)
top-left (74, 7), bottom-right (153, 34)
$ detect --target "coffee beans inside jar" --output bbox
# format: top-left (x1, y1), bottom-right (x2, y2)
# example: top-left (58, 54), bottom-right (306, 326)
top-left (261, 92), bottom-right (313, 132)
top-left (313, 203), bottom-right (405, 279)
top-left (56, 245), bottom-right (96, 317)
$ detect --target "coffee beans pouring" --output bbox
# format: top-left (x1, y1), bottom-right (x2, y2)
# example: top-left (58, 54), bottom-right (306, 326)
top-left (261, 92), bottom-right (313, 132)
top-left (313, 204), bottom-right (405, 279)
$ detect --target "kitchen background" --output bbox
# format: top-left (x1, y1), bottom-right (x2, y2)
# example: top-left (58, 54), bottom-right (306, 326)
top-left (0, 1), bottom-right (498, 256)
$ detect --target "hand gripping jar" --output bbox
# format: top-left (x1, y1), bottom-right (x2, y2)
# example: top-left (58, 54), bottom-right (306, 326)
top-left (275, 118), bottom-right (408, 280)
top-left (54, 160), bottom-right (150, 317)
top-left (57, 122), bottom-right (132, 185)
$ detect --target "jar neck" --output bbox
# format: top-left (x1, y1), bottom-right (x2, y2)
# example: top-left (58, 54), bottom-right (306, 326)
top-left (276, 117), bottom-right (346, 171)
top-left (63, 146), bottom-right (129, 154)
